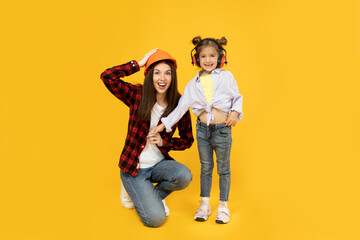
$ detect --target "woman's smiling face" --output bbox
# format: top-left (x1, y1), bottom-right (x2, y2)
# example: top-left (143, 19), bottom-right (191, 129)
top-left (152, 62), bottom-right (172, 96)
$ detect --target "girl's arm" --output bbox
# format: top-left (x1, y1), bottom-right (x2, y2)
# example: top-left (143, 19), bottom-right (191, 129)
top-left (161, 110), bottom-right (194, 150)
top-left (100, 61), bottom-right (141, 107)
top-left (161, 83), bottom-right (194, 132)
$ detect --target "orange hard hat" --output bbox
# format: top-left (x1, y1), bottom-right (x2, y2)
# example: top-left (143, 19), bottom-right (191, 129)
top-left (144, 49), bottom-right (177, 75)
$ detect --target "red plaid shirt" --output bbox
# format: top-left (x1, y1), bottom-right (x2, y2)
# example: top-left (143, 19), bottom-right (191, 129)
top-left (100, 61), bottom-right (194, 176)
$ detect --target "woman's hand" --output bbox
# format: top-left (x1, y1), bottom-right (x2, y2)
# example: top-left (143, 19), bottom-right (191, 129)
top-left (225, 111), bottom-right (240, 126)
top-left (147, 132), bottom-right (163, 147)
top-left (138, 48), bottom-right (158, 68)
top-left (148, 123), bottom-right (165, 136)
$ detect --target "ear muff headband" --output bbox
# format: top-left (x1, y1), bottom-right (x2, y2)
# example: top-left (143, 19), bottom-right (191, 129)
top-left (190, 38), bottom-right (228, 68)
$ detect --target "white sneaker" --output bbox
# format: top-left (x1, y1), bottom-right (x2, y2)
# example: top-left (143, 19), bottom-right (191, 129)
top-left (194, 201), bottom-right (211, 221)
top-left (215, 203), bottom-right (230, 224)
top-left (162, 199), bottom-right (170, 217)
top-left (120, 181), bottom-right (134, 209)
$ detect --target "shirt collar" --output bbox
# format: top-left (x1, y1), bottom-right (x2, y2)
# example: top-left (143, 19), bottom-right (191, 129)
top-left (195, 68), bottom-right (221, 81)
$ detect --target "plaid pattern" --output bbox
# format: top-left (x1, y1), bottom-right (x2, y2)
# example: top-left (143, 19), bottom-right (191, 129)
top-left (101, 61), bottom-right (194, 176)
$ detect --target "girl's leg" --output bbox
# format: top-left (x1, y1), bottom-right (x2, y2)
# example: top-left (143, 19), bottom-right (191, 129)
top-left (196, 120), bottom-right (214, 198)
top-left (212, 125), bottom-right (232, 202)
top-left (212, 125), bottom-right (232, 223)
top-left (194, 120), bottom-right (213, 221)
top-left (120, 169), bottom-right (165, 228)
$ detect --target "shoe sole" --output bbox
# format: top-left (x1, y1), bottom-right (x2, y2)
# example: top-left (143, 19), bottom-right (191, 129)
top-left (195, 217), bottom-right (207, 222)
top-left (215, 219), bottom-right (229, 224)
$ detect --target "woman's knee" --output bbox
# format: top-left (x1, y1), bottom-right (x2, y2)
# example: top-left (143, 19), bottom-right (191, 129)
top-left (182, 169), bottom-right (193, 186)
top-left (176, 167), bottom-right (192, 189)
top-left (141, 211), bottom-right (166, 228)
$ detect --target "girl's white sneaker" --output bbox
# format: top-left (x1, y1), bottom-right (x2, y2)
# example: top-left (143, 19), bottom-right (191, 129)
top-left (215, 204), bottom-right (230, 224)
top-left (194, 201), bottom-right (211, 221)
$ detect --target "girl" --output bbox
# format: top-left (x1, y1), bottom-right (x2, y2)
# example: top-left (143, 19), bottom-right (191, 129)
top-left (148, 37), bottom-right (243, 224)
top-left (100, 49), bottom-right (194, 228)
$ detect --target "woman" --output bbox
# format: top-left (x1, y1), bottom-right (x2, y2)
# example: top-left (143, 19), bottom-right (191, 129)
top-left (100, 49), bottom-right (194, 227)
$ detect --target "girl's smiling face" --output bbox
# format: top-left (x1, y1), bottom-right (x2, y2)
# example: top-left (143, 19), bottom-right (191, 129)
top-left (153, 62), bottom-right (172, 96)
top-left (199, 46), bottom-right (219, 74)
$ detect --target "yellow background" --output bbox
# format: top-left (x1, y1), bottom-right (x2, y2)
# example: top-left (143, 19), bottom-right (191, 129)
top-left (1, 0), bottom-right (359, 239)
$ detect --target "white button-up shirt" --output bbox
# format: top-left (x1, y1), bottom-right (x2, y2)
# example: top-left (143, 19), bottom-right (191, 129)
top-left (162, 68), bottom-right (243, 132)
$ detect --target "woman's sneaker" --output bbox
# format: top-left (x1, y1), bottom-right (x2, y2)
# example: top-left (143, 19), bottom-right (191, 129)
top-left (162, 199), bottom-right (170, 217)
top-left (120, 181), bottom-right (134, 209)
top-left (215, 203), bottom-right (230, 224)
top-left (194, 201), bottom-right (211, 221)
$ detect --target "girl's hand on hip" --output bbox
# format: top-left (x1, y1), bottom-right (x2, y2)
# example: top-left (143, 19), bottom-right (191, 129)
top-left (138, 48), bottom-right (158, 68)
top-left (147, 133), bottom-right (163, 147)
top-left (225, 111), bottom-right (240, 126)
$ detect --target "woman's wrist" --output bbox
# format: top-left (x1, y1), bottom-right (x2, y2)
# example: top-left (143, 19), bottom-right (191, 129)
top-left (138, 59), bottom-right (145, 68)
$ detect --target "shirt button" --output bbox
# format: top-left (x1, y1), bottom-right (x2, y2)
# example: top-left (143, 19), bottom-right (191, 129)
top-left (141, 145), bottom-right (144, 149)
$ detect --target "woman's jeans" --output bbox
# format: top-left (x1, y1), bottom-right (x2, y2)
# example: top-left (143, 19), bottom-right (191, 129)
top-left (196, 119), bottom-right (232, 202)
top-left (120, 159), bottom-right (192, 227)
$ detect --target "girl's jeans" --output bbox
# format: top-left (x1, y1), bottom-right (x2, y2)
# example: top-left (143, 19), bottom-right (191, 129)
top-left (196, 119), bottom-right (232, 202)
top-left (120, 159), bottom-right (192, 227)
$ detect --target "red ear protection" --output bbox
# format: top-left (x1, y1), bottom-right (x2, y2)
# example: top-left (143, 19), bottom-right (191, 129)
top-left (192, 54), bottom-right (200, 67)
top-left (218, 54), bottom-right (226, 68)
top-left (191, 38), bottom-right (228, 68)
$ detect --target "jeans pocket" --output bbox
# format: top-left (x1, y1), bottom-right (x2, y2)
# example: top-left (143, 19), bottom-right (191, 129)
top-left (217, 126), bottom-right (231, 137)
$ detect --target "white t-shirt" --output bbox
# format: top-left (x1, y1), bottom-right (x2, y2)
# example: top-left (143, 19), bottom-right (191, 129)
top-left (139, 102), bottom-right (166, 168)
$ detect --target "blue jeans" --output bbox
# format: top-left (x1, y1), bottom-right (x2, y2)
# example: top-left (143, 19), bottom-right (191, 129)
top-left (196, 119), bottom-right (232, 201)
top-left (120, 159), bottom-right (192, 227)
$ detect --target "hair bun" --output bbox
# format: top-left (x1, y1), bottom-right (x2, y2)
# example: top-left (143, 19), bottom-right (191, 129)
top-left (192, 36), bottom-right (202, 45)
top-left (217, 37), bottom-right (227, 46)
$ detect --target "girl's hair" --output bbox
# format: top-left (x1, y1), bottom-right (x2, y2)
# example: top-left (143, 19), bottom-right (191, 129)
top-left (136, 60), bottom-right (181, 121)
top-left (192, 36), bottom-right (227, 56)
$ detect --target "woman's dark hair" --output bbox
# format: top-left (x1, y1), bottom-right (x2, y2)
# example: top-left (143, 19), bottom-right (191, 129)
top-left (192, 36), bottom-right (227, 56)
top-left (136, 60), bottom-right (181, 121)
